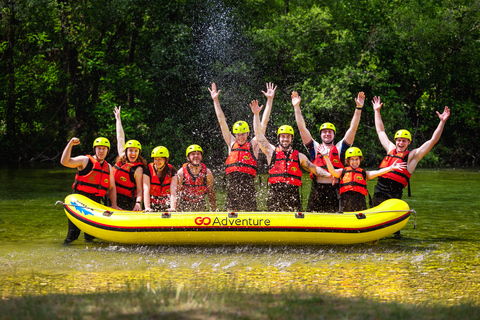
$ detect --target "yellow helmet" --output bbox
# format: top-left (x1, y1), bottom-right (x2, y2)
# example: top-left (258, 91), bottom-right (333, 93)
top-left (93, 137), bottom-right (110, 149)
top-left (233, 121), bottom-right (250, 134)
top-left (277, 125), bottom-right (294, 137)
top-left (186, 144), bottom-right (203, 157)
top-left (319, 122), bottom-right (336, 134)
top-left (125, 140), bottom-right (142, 151)
top-left (345, 147), bottom-right (363, 159)
top-left (151, 146), bottom-right (169, 158)
top-left (394, 129), bottom-right (412, 141)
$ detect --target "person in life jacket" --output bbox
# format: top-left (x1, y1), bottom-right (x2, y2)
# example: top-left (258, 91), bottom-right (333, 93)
top-left (60, 137), bottom-right (120, 244)
top-left (250, 100), bottom-right (326, 212)
top-left (168, 144), bottom-right (216, 212)
top-left (209, 82), bottom-right (277, 211)
top-left (371, 97), bottom-right (451, 237)
top-left (291, 91), bottom-right (365, 212)
top-left (324, 147), bottom-right (406, 213)
top-left (113, 106), bottom-right (147, 211)
top-left (143, 146), bottom-right (177, 212)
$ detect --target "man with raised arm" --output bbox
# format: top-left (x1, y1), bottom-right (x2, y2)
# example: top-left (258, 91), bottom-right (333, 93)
top-left (292, 91), bottom-right (365, 212)
top-left (209, 82), bottom-right (276, 211)
top-left (251, 100), bottom-right (326, 212)
top-left (372, 96), bottom-right (451, 206)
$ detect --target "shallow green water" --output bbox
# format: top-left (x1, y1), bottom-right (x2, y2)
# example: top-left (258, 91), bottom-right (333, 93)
top-left (1, 164), bottom-right (479, 305)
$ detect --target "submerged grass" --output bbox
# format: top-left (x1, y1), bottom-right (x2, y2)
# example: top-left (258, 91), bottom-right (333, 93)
top-left (1, 284), bottom-right (479, 320)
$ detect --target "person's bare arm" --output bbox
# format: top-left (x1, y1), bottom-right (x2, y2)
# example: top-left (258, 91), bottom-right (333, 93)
top-left (343, 92), bottom-right (365, 145)
top-left (108, 166), bottom-right (121, 210)
top-left (168, 170), bottom-right (181, 211)
top-left (251, 100), bottom-right (275, 164)
top-left (291, 91), bottom-right (313, 145)
top-left (372, 96), bottom-right (395, 152)
top-left (208, 83), bottom-right (236, 148)
top-left (407, 106), bottom-right (451, 172)
top-left (318, 153), bottom-right (342, 179)
top-left (132, 166), bottom-right (143, 211)
top-left (60, 137), bottom-right (89, 169)
top-left (114, 106), bottom-right (126, 156)
top-left (260, 82), bottom-right (277, 134)
top-left (366, 161), bottom-right (407, 180)
top-left (143, 173), bottom-right (152, 212)
top-left (206, 169), bottom-right (216, 211)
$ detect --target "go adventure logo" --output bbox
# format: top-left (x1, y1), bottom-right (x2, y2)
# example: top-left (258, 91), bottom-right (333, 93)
top-left (194, 216), bottom-right (271, 226)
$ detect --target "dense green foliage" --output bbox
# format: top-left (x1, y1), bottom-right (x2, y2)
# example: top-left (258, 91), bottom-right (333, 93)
top-left (1, 0), bottom-right (479, 167)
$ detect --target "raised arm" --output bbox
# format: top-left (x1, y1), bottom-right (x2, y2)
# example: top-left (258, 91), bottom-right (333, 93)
top-left (259, 82), bottom-right (277, 134)
top-left (343, 92), bottom-right (365, 145)
top-left (372, 96), bottom-right (395, 152)
top-left (60, 137), bottom-right (89, 169)
top-left (366, 160), bottom-right (407, 180)
top-left (298, 153), bottom-right (335, 178)
top-left (291, 91), bottom-right (313, 145)
top-left (206, 169), bottom-right (216, 211)
top-left (319, 153), bottom-right (342, 179)
top-left (408, 106), bottom-right (451, 171)
top-left (251, 100), bottom-right (275, 164)
top-left (209, 83), bottom-right (235, 147)
top-left (114, 106), bottom-right (126, 156)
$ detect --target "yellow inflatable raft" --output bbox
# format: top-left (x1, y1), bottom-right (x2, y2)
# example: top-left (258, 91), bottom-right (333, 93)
top-left (61, 194), bottom-right (412, 245)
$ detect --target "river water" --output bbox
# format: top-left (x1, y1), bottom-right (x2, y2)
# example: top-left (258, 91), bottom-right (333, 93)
top-left (1, 164), bottom-right (479, 305)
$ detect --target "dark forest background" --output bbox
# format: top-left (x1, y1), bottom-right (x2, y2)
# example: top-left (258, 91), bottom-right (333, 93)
top-left (1, 0), bottom-right (479, 169)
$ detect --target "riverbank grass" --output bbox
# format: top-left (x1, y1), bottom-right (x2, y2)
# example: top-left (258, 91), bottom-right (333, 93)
top-left (1, 285), bottom-right (479, 320)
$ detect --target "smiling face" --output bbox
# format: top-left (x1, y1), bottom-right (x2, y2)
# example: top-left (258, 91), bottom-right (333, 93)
top-left (347, 156), bottom-right (362, 169)
top-left (94, 146), bottom-right (109, 161)
top-left (235, 132), bottom-right (249, 145)
top-left (126, 147), bottom-right (140, 163)
top-left (187, 151), bottom-right (203, 165)
top-left (278, 133), bottom-right (293, 150)
top-left (321, 129), bottom-right (335, 145)
top-left (395, 138), bottom-right (411, 152)
top-left (153, 157), bottom-right (167, 170)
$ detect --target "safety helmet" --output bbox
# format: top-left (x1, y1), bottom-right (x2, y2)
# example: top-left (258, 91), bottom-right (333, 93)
top-left (151, 146), bottom-right (169, 159)
top-left (93, 137), bottom-right (110, 149)
top-left (345, 147), bottom-right (363, 159)
top-left (319, 122), bottom-right (336, 134)
top-left (124, 140), bottom-right (142, 151)
top-left (232, 121), bottom-right (250, 134)
top-left (394, 129), bottom-right (412, 141)
top-left (186, 144), bottom-right (203, 158)
top-left (277, 125), bottom-right (294, 137)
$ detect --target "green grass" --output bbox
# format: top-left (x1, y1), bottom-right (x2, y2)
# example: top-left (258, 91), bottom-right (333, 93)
top-left (1, 284), bottom-right (479, 320)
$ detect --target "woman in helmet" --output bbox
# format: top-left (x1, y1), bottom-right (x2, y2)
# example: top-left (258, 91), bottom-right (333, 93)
top-left (323, 147), bottom-right (406, 212)
top-left (60, 136), bottom-right (120, 244)
top-left (113, 106), bottom-right (147, 211)
top-left (250, 101), bottom-right (326, 212)
top-left (168, 144), bottom-right (216, 212)
top-left (209, 82), bottom-right (276, 211)
top-left (143, 146), bottom-right (177, 212)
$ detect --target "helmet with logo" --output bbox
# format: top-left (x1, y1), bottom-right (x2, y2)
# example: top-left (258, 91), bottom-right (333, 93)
top-left (277, 125), bottom-right (294, 137)
top-left (394, 129), bottom-right (412, 141)
top-left (124, 140), bottom-right (142, 151)
top-left (345, 147), bottom-right (363, 159)
top-left (151, 146), bottom-right (169, 159)
top-left (319, 122), bottom-right (336, 134)
top-left (186, 144), bottom-right (203, 158)
top-left (93, 137), bottom-right (110, 149)
top-left (232, 121), bottom-right (250, 134)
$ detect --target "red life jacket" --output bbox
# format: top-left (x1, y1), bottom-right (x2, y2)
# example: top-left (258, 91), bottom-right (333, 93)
top-left (149, 163), bottom-right (173, 205)
top-left (225, 141), bottom-right (257, 177)
top-left (73, 155), bottom-right (110, 197)
top-left (268, 148), bottom-right (302, 186)
top-left (339, 166), bottom-right (368, 196)
top-left (181, 163), bottom-right (208, 202)
top-left (113, 160), bottom-right (144, 198)
top-left (379, 149), bottom-right (411, 187)
top-left (310, 145), bottom-right (344, 179)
